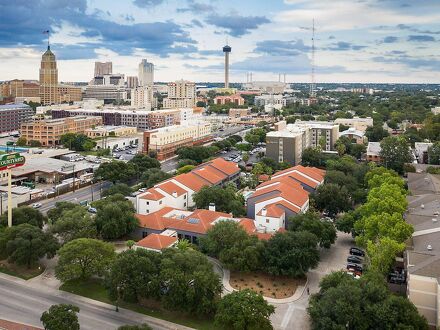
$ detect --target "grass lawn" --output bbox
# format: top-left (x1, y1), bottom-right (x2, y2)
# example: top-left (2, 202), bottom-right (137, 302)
top-left (0, 260), bottom-right (44, 280)
top-left (230, 271), bottom-right (306, 299)
top-left (60, 279), bottom-right (218, 330)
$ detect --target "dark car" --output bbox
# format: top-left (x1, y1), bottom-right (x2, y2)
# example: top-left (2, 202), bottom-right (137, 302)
top-left (349, 247), bottom-right (365, 257)
top-left (347, 262), bottom-right (363, 272)
top-left (347, 256), bottom-right (363, 264)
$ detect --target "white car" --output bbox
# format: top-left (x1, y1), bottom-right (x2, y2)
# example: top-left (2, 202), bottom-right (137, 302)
top-left (32, 203), bottom-right (42, 209)
top-left (138, 188), bottom-right (147, 192)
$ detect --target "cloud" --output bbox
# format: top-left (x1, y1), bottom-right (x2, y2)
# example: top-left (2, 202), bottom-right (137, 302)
top-left (382, 36), bottom-right (398, 43)
top-left (373, 54), bottom-right (440, 70)
top-left (191, 19), bottom-right (204, 28)
top-left (325, 41), bottom-right (366, 51)
top-left (177, 0), bottom-right (215, 14)
top-left (407, 35), bottom-right (436, 42)
top-left (254, 39), bottom-right (310, 56)
top-left (132, 0), bottom-right (164, 8)
top-left (205, 14), bottom-right (270, 37)
top-left (0, 0), bottom-right (198, 58)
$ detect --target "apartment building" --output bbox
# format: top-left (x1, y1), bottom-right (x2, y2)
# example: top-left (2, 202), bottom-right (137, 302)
top-left (131, 85), bottom-right (154, 110)
top-left (0, 103), bottom-right (34, 134)
top-left (85, 125), bottom-right (137, 138)
top-left (84, 85), bottom-right (127, 103)
top-left (143, 121), bottom-right (212, 160)
top-left (135, 157), bottom-right (240, 216)
top-left (246, 165), bottom-right (325, 232)
top-left (20, 116), bottom-right (102, 146)
top-left (214, 94), bottom-right (245, 106)
top-left (334, 117), bottom-right (374, 132)
top-left (254, 94), bottom-right (286, 107)
top-left (146, 109), bottom-right (181, 129)
top-left (266, 121), bottom-right (339, 165)
top-left (163, 80), bottom-right (196, 108)
top-left (366, 142), bottom-right (382, 163)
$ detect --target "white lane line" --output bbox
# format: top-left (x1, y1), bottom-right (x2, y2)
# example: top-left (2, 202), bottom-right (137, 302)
top-left (280, 303), bottom-right (295, 330)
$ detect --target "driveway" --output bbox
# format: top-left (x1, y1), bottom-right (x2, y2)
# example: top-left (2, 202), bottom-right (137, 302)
top-left (270, 231), bottom-right (354, 330)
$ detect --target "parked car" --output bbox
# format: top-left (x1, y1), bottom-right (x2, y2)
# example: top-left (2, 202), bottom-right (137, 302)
top-left (349, 247), bottom-right (365, 257)
top-left (32, 203), bottom-right (42, 209)
top-left (138, 188), bottom-right (147, 192)
top-left (347, 262), bottom-right (363, 272)
top-left (87, 207), bottom-right (97, 214)
top-left (347, 256), bottom-right (363, 264)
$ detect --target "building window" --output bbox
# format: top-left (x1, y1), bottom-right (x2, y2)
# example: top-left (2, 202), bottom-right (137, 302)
top-left (146, 201), bottom-right (149, 205)
top-left (266, 219), bottom-right (270, 223)
top-left (159, 201), bottom-right (162, 205)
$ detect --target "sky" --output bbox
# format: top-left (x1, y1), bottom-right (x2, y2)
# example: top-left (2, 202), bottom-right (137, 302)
top-left (1, 0), bottom-right (440, 83)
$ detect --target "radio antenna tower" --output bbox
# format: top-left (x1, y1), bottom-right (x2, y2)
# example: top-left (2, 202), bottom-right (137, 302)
top-left (310, 19), bottom-right (316, 100)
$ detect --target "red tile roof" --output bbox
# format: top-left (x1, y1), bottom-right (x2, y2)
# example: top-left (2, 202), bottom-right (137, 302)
top-left (157, 181), bottom-right (187, 197)
top-left (272, 165), bottom-right (325, 183)
top-left (257, 204), bottom-right (285, 218)
top-left (140, 188), bottom-right (164, 201)
top-left (193, 167), bottom-right (224, 184)
top-left (136, 207), bottom-right (175, 230)
top-left (173, 172), bottom-right (209, 192)
top-left (136, 234), bottom-right (178, 251)
top-left (252, 181), bottom-right (309, 209)
top-left (208, 158), bottom-right (240, 176)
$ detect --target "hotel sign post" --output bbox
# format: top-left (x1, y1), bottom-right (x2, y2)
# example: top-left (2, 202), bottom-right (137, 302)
top-left (0, 153), bottom-right (25, 227)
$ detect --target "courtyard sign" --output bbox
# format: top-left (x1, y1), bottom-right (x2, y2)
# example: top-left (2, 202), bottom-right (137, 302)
top-left (0, 153), bottom-right (25, 171)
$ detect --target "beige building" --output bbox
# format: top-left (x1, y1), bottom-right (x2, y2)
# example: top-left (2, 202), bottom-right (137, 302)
top-left (85, 125), bottom-right (137, 138)
top-left (229, 108), bottom-right (250, 118)
top-left (20, 116), bottom-right (102, 146)
top-left (334, 117), bottom-right (374, 132)
top-left (143, 121), bottom-right (212, 160)
top-left (39, 46), bottom-right (81, 105)
top-left (131, 85), bottom-right (155, 110)
top-left (163, 80), bottom-right (196, 108)
top-left (266, 121), bottom-right (339, 165)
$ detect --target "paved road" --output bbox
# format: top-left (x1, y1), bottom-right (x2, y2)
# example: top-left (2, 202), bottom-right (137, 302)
top-left (38, 182), bottom-right (111, 214)
top-left (0, 274), bottom-right (192, 330)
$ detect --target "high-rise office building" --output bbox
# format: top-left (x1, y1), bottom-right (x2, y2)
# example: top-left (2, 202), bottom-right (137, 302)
top-left (138, 59), bottom-right (154, 86)
top-left (126, 76), bottom-right (139, 89)
top-left (163, 80), bottom-right (196, 108)
top-left (39, 46), bottom-right (58, 105)
top-left (94, 62), bottom-right (112, 77)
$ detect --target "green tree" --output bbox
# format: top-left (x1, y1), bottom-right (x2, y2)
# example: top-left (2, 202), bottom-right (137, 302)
top-left (50, 206), bottom-right (97, 243)
top-left (93, 194), bottom-right (138, 239)
top-left (60, 133), bottom-right (96, 151)
top-left (312, 183), bottom-right (352, 217)
top-left (367, 237), bottom-right (406, 275)
top-left (365, 125), bottom-right (389, 142)
top-left (29, 140), bottom-right (42, 147)
top-left (427, 141), bottom-right (440, 165)
top-left (379, 136), bottom-right (413, 174)
top-left (107, 249), bottom-right (162, 302)
top-left (0, 206), bottom-right (45, 228)
top-left (193, 185), bottom-right (245, 217)
top-left (94, 161), bottom-right (137, 183)
top-left (301, 147), bottom-right (326, 167)
top-left (177, 159), bottom-right (198, 168)
top-left (41, 304), bottom-right (80, 330)
top-left (176, 164), bottom-right (195, 174)
top-left (102, 183), bottom-right (133, 197)
top-left (214, 289), bottom-right (275, 330)
top-left (176, 146), bottom-right (219, 164)
top-left (129, 154), bottom-right (160, 171)
top-left (55, 238), bottom-right (115, 282)
top-left (289, 212), bottom-right (337, 248)
top-left (0, 224), bottom-right (59, 268)
top-left (16, 137), bottom-right (27, 146)
top-left (263, 231), bottom-right (319, 277)
top-left (47, 202), bottom-right (77, 224)
top-left (140, 168), bottom-right (172, 188)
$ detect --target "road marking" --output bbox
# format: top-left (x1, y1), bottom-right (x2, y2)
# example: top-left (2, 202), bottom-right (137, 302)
top-left (280, 303), bottom-right (295, 329)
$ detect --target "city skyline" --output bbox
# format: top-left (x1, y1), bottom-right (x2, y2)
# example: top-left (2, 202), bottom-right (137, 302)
top-left (1, 0), bottom-right (440, 83)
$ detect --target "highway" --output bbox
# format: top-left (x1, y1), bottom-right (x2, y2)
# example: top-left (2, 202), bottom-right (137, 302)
top-left (0, 275), bottom-right (192, 330)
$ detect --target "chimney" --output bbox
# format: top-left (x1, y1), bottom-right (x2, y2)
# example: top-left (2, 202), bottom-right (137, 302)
top-left (261, 207), bottom-right (267, 216)
top-left (172, 191), bottom-right (177, 198)
top-left (209, 203), bottom-right (216, 212)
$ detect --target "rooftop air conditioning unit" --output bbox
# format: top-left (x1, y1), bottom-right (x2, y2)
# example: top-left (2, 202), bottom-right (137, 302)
top-left (433, 218), bottom-right (438, 223)
top-left (427, 245), bottom-right (433, 251)
top-left (421, 204), bottom-right (425, 209)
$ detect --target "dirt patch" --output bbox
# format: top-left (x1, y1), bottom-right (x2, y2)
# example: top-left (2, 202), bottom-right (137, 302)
top-left (229, 271), bottom-right (306, 299)
top-left (0, 260), bottom-right (44, 280)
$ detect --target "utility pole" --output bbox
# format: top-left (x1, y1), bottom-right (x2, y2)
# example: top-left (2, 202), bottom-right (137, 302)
top-left (310, 19), bottom-right (316, 99)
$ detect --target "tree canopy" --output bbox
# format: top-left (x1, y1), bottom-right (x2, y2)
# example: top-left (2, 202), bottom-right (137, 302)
top-left (0, 206), bottom-right (45, 228)
top-left (50, 206), bottom-right (97, 243)
top-left (193, 184), bottom-right (245, 217)
top-left (379, 136), bottom-right (413, 174)
top-left (41, 304), bottom-right (80, 330)
top-left (214, 289), bottom-right (275, 330)
top-left (289, 212), bottom-right (337, 249)
top-left (60, 133), bottom-right (96, 151)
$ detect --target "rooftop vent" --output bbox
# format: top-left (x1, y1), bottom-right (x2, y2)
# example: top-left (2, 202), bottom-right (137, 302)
top-left (421, 204), bottom-right (425, 209)
top-left (432, 218), bottom-right (438, 223)
top-left (427, 244), bottom-right (433, 251)
top-left (187, 218), bottom-right (200, 224)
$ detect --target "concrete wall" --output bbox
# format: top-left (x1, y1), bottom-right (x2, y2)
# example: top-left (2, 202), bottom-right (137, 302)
top-left (407, 274), bottom-right (438, 327)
